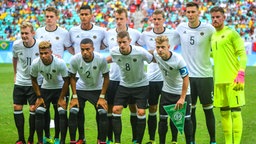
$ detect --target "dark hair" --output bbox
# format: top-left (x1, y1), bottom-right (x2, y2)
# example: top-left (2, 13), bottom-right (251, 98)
top-left (80, 38), bottom-right (94, 45)
top-left (117, 31), bottom-right (131, 39)
top-left (79, 5), bottom-right (92, 13)
top-left (210, 6), bottom-right (225, 14)
top-left (186, 2), bottom-right (199, 9)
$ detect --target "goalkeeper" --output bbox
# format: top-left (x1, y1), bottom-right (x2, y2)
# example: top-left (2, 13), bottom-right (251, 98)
top-left (210, 6), bottom-right (247, 144)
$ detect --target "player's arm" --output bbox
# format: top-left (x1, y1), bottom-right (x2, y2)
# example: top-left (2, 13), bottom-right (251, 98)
top-left (67, 46), bottom-right (75, 55)
top-left (175, 74), bottom-right (189, 110)
top-left (31, 76), bottom-right (45, 108)
top-left (106, 56), bottom-right (113, 63)
top-left (58, 76), bottom-right (70, 109)
top-left (97, 72), bottom-right (109, 111)
top-left (69, 73), bottom-right (79, 108)
top-left (12, 57), bottom-right (18, 82)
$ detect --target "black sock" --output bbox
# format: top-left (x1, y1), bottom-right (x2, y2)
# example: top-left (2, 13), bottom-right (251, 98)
top-left (112, 114), bottom-right (122, 143)
top-left (69, 108), bottom-right (78, 141)
top-left (158, 117), bottom-right (168, 144)
top-left (204, 108), bottom-right (216, 142)
top-left (107, 114), bottom-right (113, 141)
top-left (191, 107), bottom-right (196, 142)
top-left (184, 118), bottom-right (193, 144)
top-left (170, 119), bottom-right (178, 142)
top-left (97, 109), bottom-right (108, 142)
top-left (35, 107), bottom-right (46, 143)
top-left (148, 113), bottom-right (157, 140)
top-left (136, 116), bottom-right (146, 143)
top-left (77, 107), bottom-right (85, 140)
top-left (28, 111), bottom-right (35, 142)
top-left (14, 111), bottom-right (25, 141)
top-left (53, 105), bottom-right (60, 139)
top-left (130, 113), bottom-right (137, 141)
top-left (58, 108), bottom-right (67, 143)
top-left (44, 109), bottom-right (50, 138)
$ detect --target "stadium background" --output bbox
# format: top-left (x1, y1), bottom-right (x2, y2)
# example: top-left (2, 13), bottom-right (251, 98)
top-left (0, 0), bottom-right (256, 65)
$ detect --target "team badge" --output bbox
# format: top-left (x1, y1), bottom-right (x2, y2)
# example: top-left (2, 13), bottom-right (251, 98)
top-left (76, 35), bottom-right (80, 38)
top-left (80, 67), bottom-right (83, 69)
top-left (40, 71), bottom-right (44, 73)
top-left (40, 36), bottom-right (43, 38)
top-left (52, 70), bottom-right (56, 73)
top-left (111, 38), bottom-right (114, 41)
top-left (183, 31), bottom-right (186, 34)
top-left (169, 67), bottom-right (173, 70)
top-left (93, 35), bottom-right (97, 39)
top-left (56, 37), bottom-right (59, 40)
top-left (133, 58), bottom-right (137, 62)
top-left (221, 35), bottom-right (225, 38)
top-left (19, 53), bottom-right (23, 55)
top-left (118, 59), bottom-right (121, 62)
top-left (93, 66), bottom-right (97, 69)
top-left (173, 111), bottom-right (183, 121)
top-left (150, 38), bottom-right (154, 41)
top-left (200, 32), bottom-right (204, 36)
top-left (35, 53), bottom-right (39, 56)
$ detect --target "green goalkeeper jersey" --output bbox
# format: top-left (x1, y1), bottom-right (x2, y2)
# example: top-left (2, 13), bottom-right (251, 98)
top-left (211, 26), bottom-right (247, 84)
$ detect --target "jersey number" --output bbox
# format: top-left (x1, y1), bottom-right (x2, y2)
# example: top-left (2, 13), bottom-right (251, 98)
top-left (190, 36), bottom-right (195, 45)
top-left (86, 71), bottom-right (91, 78)
top-left (26, 57), bottom-right (32, 66)
top-left (125, 63), bottom-right (130, 71)
top-left (46, 73), bottom-right (52, 80)
top-left (163, 69), bottom-right (168, 76)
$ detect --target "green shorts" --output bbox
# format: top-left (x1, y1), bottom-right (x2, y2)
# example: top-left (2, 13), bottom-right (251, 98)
top-left (214, 83), bottom-right (245, 108)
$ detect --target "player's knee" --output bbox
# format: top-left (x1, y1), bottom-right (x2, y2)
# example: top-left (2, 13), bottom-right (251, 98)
top-left (137, 109), bottom-right (145, 116)
top-left (13, 104), bottom-right (23, 110)
top-left (58, 107), bottom-right (66, 115)
top-left (149, 105), bottom-right (157, 113)
top-left (70, 107), bottom-right (79, 115)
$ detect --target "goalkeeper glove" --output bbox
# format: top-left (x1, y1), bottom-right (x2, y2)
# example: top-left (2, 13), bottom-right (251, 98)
top-left (233, 70), bottom-right (245, 91)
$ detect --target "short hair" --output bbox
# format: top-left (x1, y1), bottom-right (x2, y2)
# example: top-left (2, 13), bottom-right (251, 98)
top-left (79, 5), bottom-right (92, 13)
top-left (115, 8), bottom-right (128, 18)
top-left (186, 2), bottom-right (199, 9)
top-left (45, 6), bottom-right (59, 16)
top-left (39, 41), bottom-right (52, 50)
top-left (20, 21), bottom-right (34, 32)
top-left (117, 31), bottom-right (131, 40)
top-left (155, 35), bottom-right (169, 45)
top-left (153, 9), bottom-right (165, 18)
top-left (210, 6), bottom-right (225, 14)
top-left (80, 38), bottom-right (94, 46)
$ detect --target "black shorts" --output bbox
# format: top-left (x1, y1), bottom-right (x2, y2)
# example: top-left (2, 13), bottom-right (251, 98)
top-left (77, 90), bottom-right (101, 109)
top-left (13, 85), bottom-right (36, 105)
top-left (114, 85), bottom-right (149, 109)
top-left (159, 91), bottom-right (191, 117)
top-left (148, 81), bottom-right (163, 105)
top-left (105, 80), bottom-right (120, 105)
top-left (41, 88), bottom-right (62, 108)
top-left (190, 77), bottom-right (213, 105)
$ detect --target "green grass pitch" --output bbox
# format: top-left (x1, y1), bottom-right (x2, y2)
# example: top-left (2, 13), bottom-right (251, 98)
top-left (0, 63), bottom-right (255, 143)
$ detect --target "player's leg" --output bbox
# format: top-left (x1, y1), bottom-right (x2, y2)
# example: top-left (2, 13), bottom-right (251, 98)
top-left (189, 78), bottom-right (197, 143)
top-left (13, 85), bottom-right (28, 143)
top-left (35, 105), bottom-right (47, 143)
top-left (27, 87), bottom-right (37, 144)
top-left (129, 104), bottom-right (137, 143)
top-left (58, 107), bottom-right (67, 144)
top-left (169, 119), bottom-right (178, 143)
top-left (231, 107), bottom-right (242, 144)
top-left (69, 105), bottom-right (79, 142)
top-left (184, 95), bottom-right (193, 144)
top-left (77, 90), bottom-right (86, 142)
top-left (147, 81), bottom-right (162, 144)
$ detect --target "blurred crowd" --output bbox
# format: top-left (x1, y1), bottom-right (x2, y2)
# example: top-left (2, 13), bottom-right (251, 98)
top-left (0, 0), bottom-right (256, 42)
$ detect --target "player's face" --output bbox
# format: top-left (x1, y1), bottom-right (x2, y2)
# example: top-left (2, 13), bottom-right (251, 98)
top-left (39, 48), bottom-right (53, 65)
top-left (156, 41), bottom-right (170, 60)
top-left (152, 14), bottom-right (165, 29)
top-left (186, 6), bottom-right (200, 24)
top-left (79, 9), bottom-right (92, 24)
top-left (80, 43), bottom-right (94, 62)
top-left (117, 36), bottom-right (131, 54)
top-left (211, 11), bottom-right (225, 31)
top-left (20, 27), bottom-right (35, 43)
top-left (115, 12), bottom-right (127, 29)
top-left (45, 11), bottom-right (58, 27)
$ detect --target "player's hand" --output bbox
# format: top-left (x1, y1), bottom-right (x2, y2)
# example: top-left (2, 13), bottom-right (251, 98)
top-left (35, 97), bottom-right (46, 108)
top-left (175, 97), bottom-right (185, 110)
top-left (233, 70), bottom-right (245, 91)
top-left (69, 98), bottom-right (79, 109)
top-left (97, 98), bottom-right (108, 111)
top-left (58, 98), bottom-right (67, 110)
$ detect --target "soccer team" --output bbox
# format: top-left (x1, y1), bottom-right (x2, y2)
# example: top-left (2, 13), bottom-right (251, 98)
top-left (12, 2), bottom-right (247, 144)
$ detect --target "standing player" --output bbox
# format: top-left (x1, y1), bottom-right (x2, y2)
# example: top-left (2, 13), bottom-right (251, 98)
top-left (12, 21), bottom-right (40, 144)
top-left (137, 9), bottom-right (179, 144)
top-left (107, 31), bottom-right (153, 144)
top-left (69, 4), bottom-right (106, 54)
top-left (210, 6), bottom-right (247, 144)
top-left (103, 8), bottom-right (141, 143)
top-left (174, 2), bottom-right (216, 143)
top-left (154, 35), bottom-right (193, 144)
top-left (68, 38), bottom-right (109, 144)
top-left (35, 6), bottom-right (72, 143)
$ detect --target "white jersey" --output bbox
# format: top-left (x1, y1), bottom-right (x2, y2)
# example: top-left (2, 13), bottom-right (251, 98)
top-left (12, 39), bottom-right (40, 86)
top-left (153, 50), bottom-right (190, 95)
top-left (69, 24), bottom-right (106, 54)
top-left (110, 45), bottom-right (153, 88)
top-left (35, 26), bottom-right (71, 58)
top-left (104, 27), bottom-right (141, 81)
top-left (137, 27), bottom-right (179, 81)
top-left (175, 22), bottom-right (215, 77)
top-left (30, 56), bottom-right (69, 89)
top-left (69, 52), bottom-right (109, 91)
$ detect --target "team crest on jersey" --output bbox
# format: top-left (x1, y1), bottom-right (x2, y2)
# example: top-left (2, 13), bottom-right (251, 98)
top-left (56, 37), bottom-right (59, 40)
top-left (52, 70), bottom-right (56, 73)
top-left (169, 67), bottom-right (173, 70)
top-left (93, 66), bottom-right (97, 69)
top-left (35, 53), bottom-right (39, 56)
top-left (80, 67), bottom-right (83, 69)
top-left (93, 35), bottom-right (97, 39)
top-left (133, 58), bottom-right (137, 62)
top-left (221, 35), bottom-right (225, 38)
top-left (118, 59), bottom-right (121, 62)
top-left (111, 38), bottom-right (115, 41)
top-left (200, 32), bottom-right (204, 36)
top-left (40, 36), bottom-right (43, 38)
top-left (183, 31), bottom-right (186, 34)
top-left (150, 38), bottom-right (154, 41)
top-left (40, 71), bottom-right (44, 73)
top-left (76, 35), bottom-right (80, 38)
